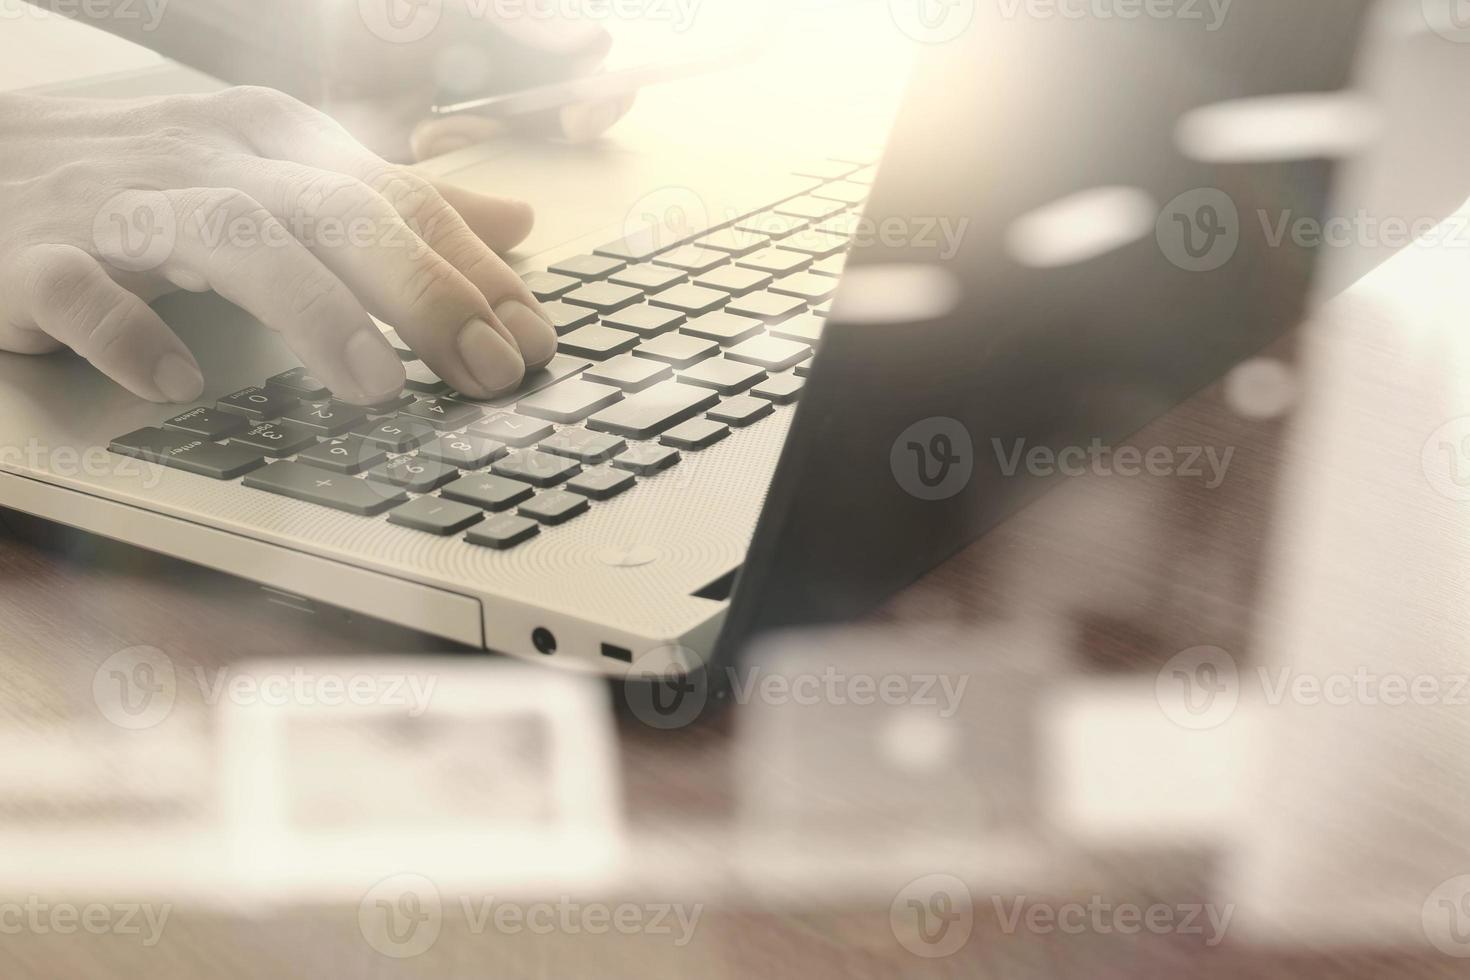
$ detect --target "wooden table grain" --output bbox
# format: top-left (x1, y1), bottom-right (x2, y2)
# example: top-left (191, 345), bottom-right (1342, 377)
top-left (0, 318), bottom-right (1462, 978)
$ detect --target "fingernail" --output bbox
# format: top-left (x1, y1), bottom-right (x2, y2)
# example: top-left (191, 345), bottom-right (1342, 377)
top-left (153, 353), bottom-right (204, 403)
top-left (494, 300), bottom-right (557, 366)
top-left (458, 317), bottom-right (525, 395)
top-left (344, 330), bottom-right (405, 401)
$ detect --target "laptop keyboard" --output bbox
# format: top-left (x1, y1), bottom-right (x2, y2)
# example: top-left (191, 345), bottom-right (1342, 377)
top-left (107, 157), bottom-right (870, 551)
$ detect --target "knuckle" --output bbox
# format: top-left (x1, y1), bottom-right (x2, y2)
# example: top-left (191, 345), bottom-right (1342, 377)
top-left (81, 292), bottom-right (146, 360)
top-left (401, 257), bottom-right (457, 312)
top-left (370, 168), bottom-right (442, 220)
top-left (289, 172), bottom-right (374, 222)
top-left (284, 268), bottom-right (343, 320)
top-left (24, 246), bottom-right (98, 308)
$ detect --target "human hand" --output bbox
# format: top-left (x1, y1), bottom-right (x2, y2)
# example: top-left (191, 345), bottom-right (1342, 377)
top-left (0, 86), bottom-right (555, 405)
top-left (322, 1), bottom-right (637, 160)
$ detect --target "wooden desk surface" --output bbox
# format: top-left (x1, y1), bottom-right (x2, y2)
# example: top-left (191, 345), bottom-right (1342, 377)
top-left (1, 305), bottom-right (1463, 979)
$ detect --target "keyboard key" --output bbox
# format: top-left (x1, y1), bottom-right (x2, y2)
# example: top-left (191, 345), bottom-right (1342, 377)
top-left (267, 367), bottom-right (330, 399)
top-left (695, 265), bottom-right (773, 296)
top-left (566, 466), bottom-right (636, 501)
top-left (726, 291), bottom-right (807, 324)
top-left (777, 229), bottom-right (850, 259)
top-left (244, 462), bottom-right (405, 516)
top-left (601, 304), bottom-right (685, 337)
top-left (791, 159), bottom-right (859, 180)
top-left (419, 434), bottom-right (506, 470)
top-left (708, 394), bottom-right (775, 427)
top-left (517, 378), bottom-right (623, 423)
top-left (811, 254), bottom-right (847, 278)
top-left (677, 358), bottom-right (766, 395)
top-left (752, 374), bottom-right (806, 404)
top-left (368, 456), bottom-right (459, 493)
top-left (549, 254), bottom-right (625, 280)
top-left (774, 195), bottom-right (846, 222)
top-left (403, 361), bottom-right (450, 394)
top-left (661, 418), bottom-right (730, 450)
top-left (360, 418), bottom-right (434, 452)
top-left (582, 354), bottom-right (672, 392)
top-left (648, 283), bottom-right (729, 317)
top-left (465, 514), bottom-right (540, 550)
top-left (557, 325), bottom-right (640, 361)
top-left (633, 333), bottom-right (718, 368)
top-left (109, 428), bottom-right (265, 480)
top-left (610, 264), bottom-right (687, 292)
top-left (401, 397), bottom-right (483, 431)
top-left (364, 392), bottom-right (416, 414)
top-left (588, 381), bottom-right (719, 439)
top-left (523, 271), bottom-right (579, 301)
top-left (441, 474), bottom-right (534, 512)
top-left (539, 429), bottom-right (627, 464)
top-left (682, 311), bottom-right (764, 346)
top-left (812, 211), bottom-right (863, 239)
top-left (653, 245), bottom-right (729, 275)
top-left (594, 231), bottom-right (667, 263)
top-left (388, 496), bottom-right (484, 536)
top-left (471, 413), bottom-right (554, 447)
top-left (541, 301), bottom-right (598, 334)
top-left (737, 248), bottom-right (812, 277)
top-left (814, 301), bottom-right (833, 317)
top-left (231, 421), bottom-right (318, 457)
top-left (796, 362), bottom-right (813, 378)
top-left (811, 181), bottom-right (870, 206)
top-left (725, 335), bottom-right (813, 372)
top-left (164, 407), bottom-right (247, 440)
top-left (381, 328), bottom-right (414, 357)
top-left (474, 354), bottom-right (591, 408)
top-left (847, 165), bottom-right (878, 185)
top-left (297, 435), bottom-right (386, 474)
top-left (492, 450), bottom-right (581, 488)
top-left (563, 282), bottom-right (642, 313)
top-left (519, 490), bottom-right (590, 526)
top-left (218, 386), bottom-right (298, 420)
top-left (734, 212), bottom-right (807, 238)
top-left (696, 227), bottom-right (769, 257)
top-left (612, 444), bottom-right (681, 475)
top-left (769, 313), bottom-right (825, 344)
top-left (281, 400), bottom-right (369, 436)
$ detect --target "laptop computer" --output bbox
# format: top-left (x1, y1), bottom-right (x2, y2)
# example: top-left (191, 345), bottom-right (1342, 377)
top-left (0, 0), bottom-right (1415, 678)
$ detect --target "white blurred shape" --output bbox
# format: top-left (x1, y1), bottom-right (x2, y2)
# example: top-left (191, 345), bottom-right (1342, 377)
top-left (1042, 681), bottom-right (1247, 846)
top-left (1224, 358), bottom-right (1299, 421)
top-left (1177, 93), bottom-right (1382, 163)
top-left (1004, 186), bottom-right (1157, 268)
top-left (831, 263), bottom-right (961, 324)
top-left (878, 710), bottom-right (959, 775)
top-left (217, 659), bottom-right (624, 903)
